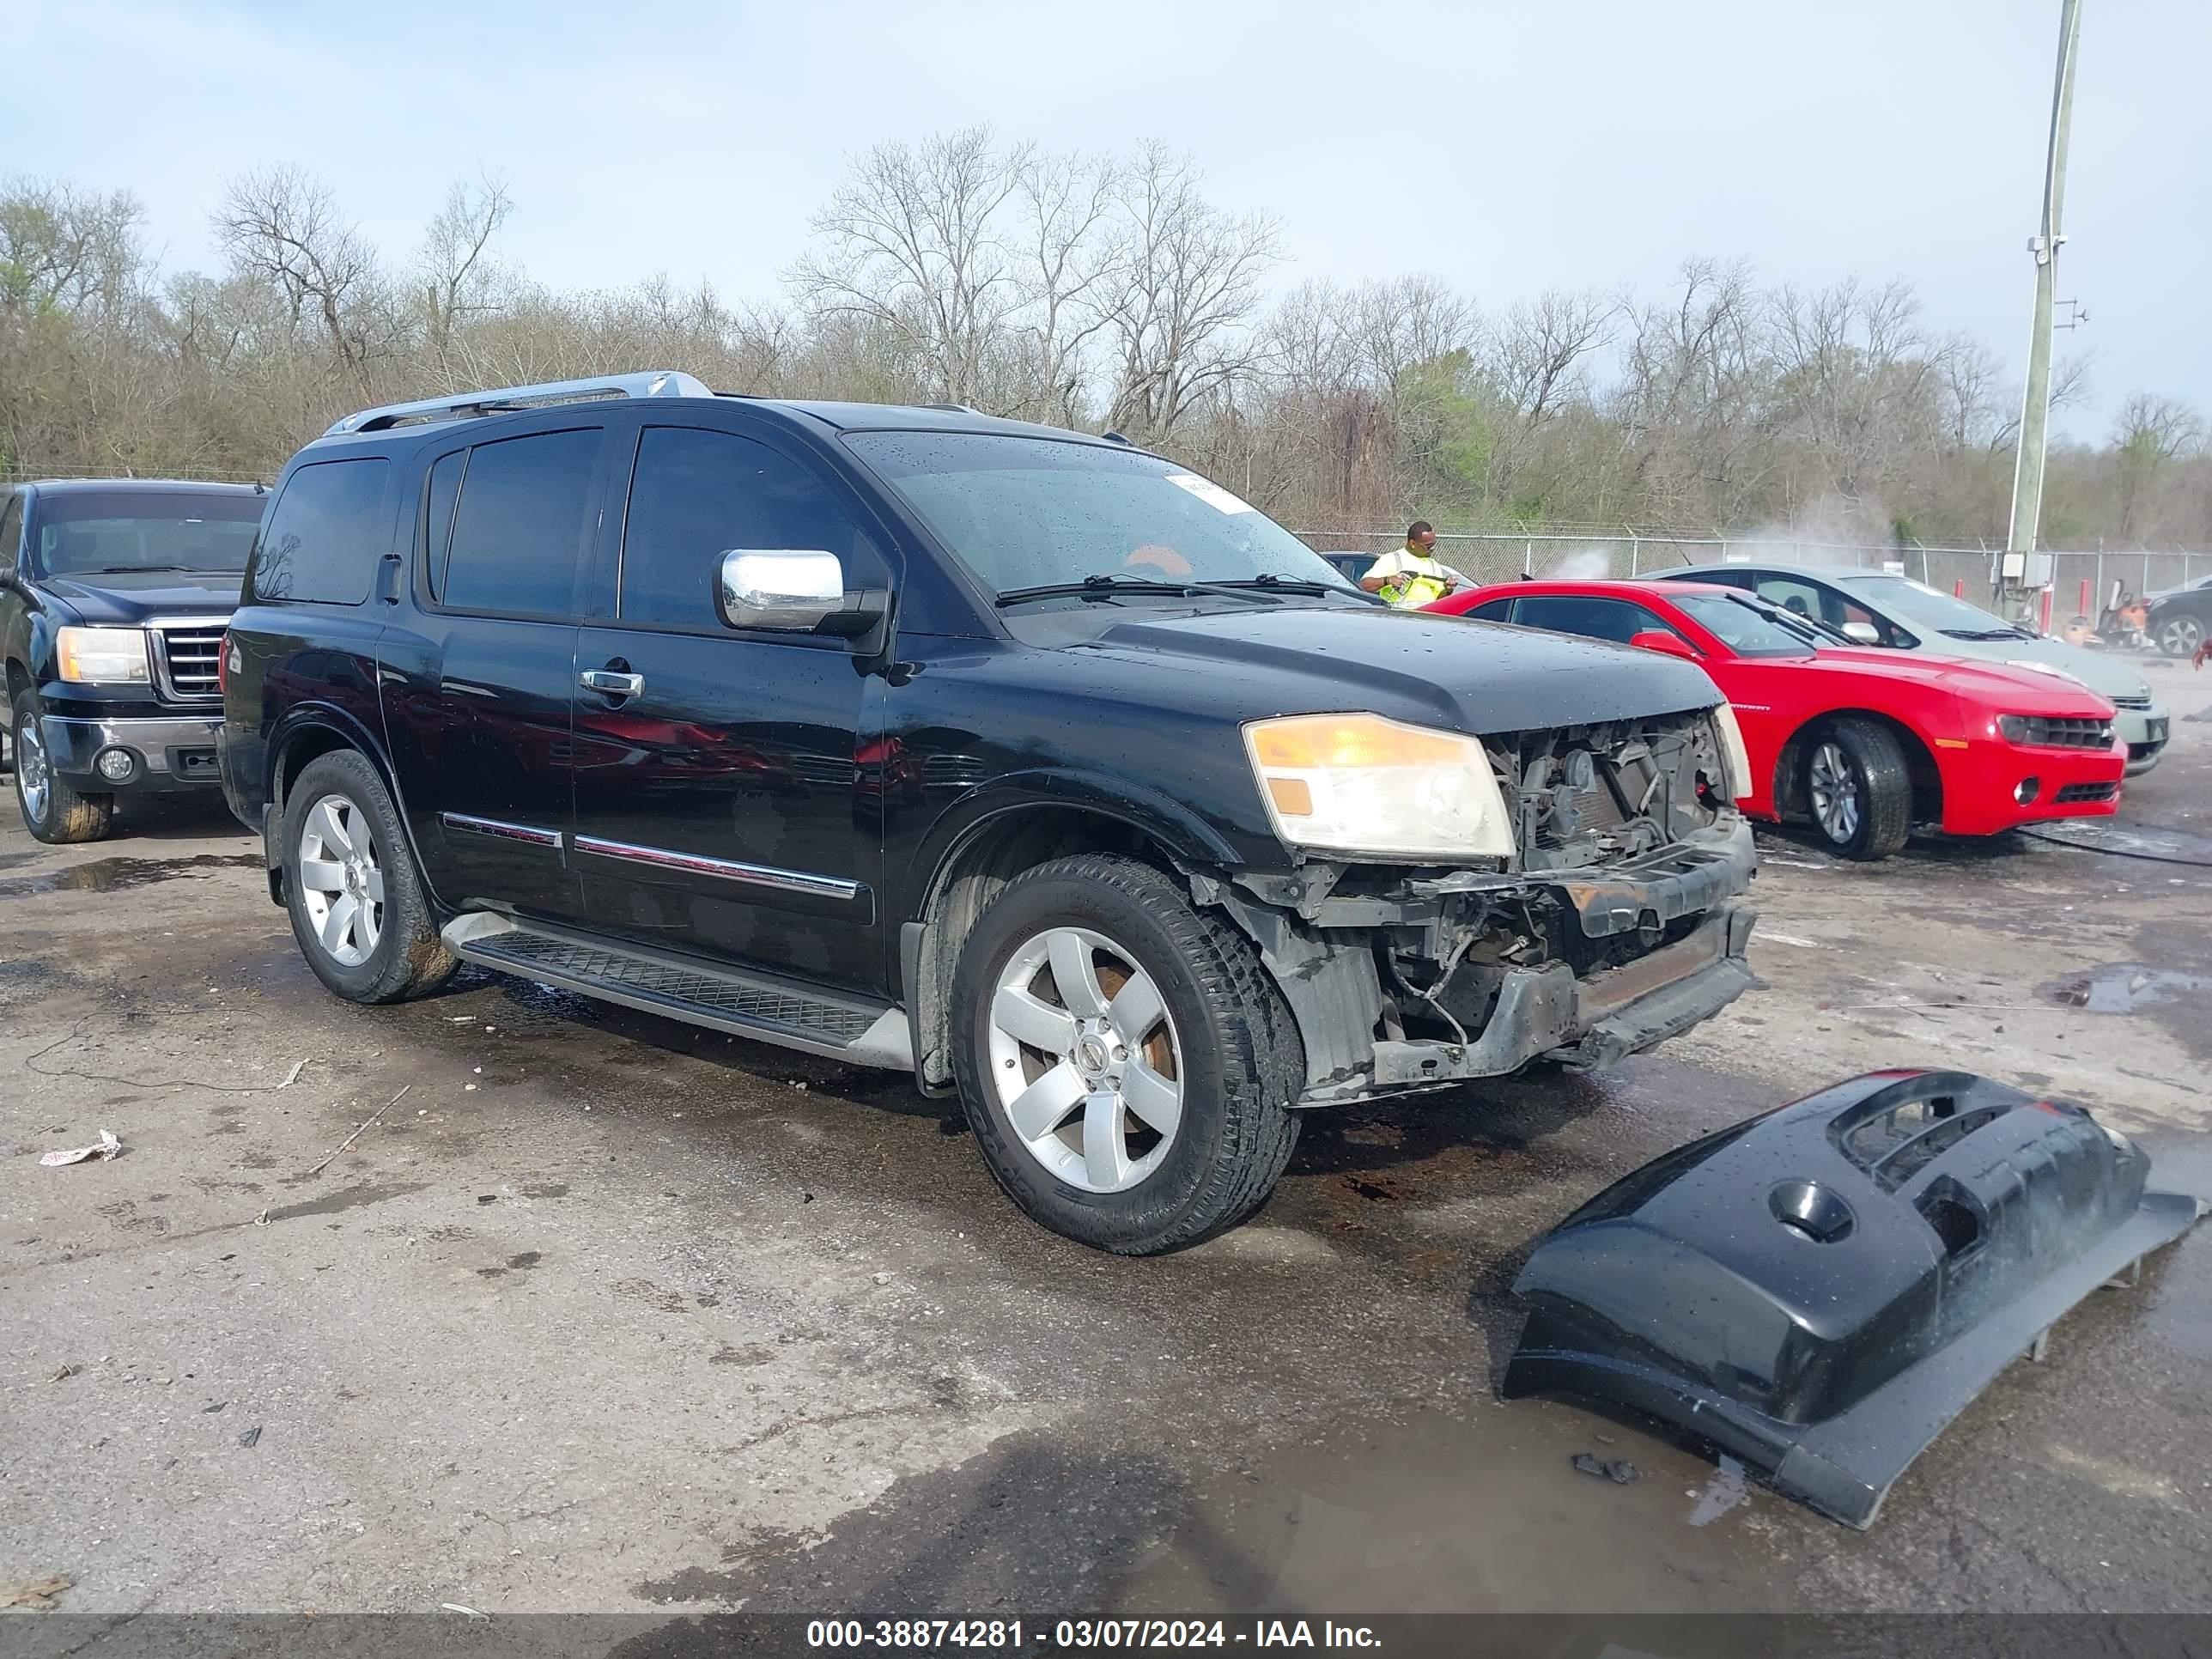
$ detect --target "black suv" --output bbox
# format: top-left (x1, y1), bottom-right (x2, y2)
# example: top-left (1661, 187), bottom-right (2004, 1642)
top-left (221, 372), bottom-right (1759, 1254)
top-left (4, 478), bottom-right (265, 842)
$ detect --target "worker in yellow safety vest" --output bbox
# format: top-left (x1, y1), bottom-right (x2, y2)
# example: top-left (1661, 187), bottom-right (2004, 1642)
top-left (1361, 521), bottom-right (1460, 608)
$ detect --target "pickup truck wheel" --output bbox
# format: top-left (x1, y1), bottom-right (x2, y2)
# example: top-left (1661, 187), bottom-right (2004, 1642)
top-left (281, 749), bottom-right (457, 1004)
top-left (951, 853), bottom-right (1304, 1255)
top-left (1805, 717), bottom-right (1911, 861)
top-left (10, 689), bottom-right (115, 844)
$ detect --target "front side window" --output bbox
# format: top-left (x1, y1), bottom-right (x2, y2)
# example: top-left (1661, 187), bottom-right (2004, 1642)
top-left (253, 463), bottom-right (389, 605)
top-left (36, 489), bottom-right (265, 581)
top-left (1511, 595), bottom-right (1659, 645)
top-left (1838, 574), bottom-right (2023, 642)
top-left (844, 432), bottom-right (1342, 598)
top-left (443, 428), bottom-right (602, 618)
top-left (619, 428), bottom-right (884, 628)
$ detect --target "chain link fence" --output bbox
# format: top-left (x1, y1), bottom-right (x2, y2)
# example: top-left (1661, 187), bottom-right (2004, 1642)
top-left (1297, 530), bottom-right (2212, 617)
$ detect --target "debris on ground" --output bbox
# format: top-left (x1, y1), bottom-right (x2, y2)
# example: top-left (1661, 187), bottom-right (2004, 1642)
top-left (51, 1364), bottom-right (79, 1382)
top-left (203, 1401), bottom-right (226, 1413)
top-left (237, 1425), bottom-right (262, 1448)
top-left (39, 1131), bottom-right (120, 1168)
top-left (278, 1059), bottom-right (308, 1089)
top-left (441, 1602), bottom-right (489, 1620)
top-left (301, 1085), bottom-right (410, 1177)
top-left (0, 1576), bottom-right (70, 1610)
top-left (1571, 1452), bottom-right (1640, 1485)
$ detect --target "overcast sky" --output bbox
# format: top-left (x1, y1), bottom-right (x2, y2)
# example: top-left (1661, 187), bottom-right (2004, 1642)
top-left (6, 0), bottom-right (2204, 437)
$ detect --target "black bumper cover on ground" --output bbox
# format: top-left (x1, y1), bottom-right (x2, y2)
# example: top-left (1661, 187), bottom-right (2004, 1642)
top-left (1503, 1070), bottom-right (2203, 1528)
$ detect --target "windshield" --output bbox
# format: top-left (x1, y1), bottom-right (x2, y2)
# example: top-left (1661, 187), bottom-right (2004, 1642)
top-left (1838, 574), bottom-right (2027, 641)
top-left (1671, 591), bottom-right (1819, 657)
top-left (844, 432), bottom-right (1349, 599)
top-left (33, 489), bottom-right (264, 578)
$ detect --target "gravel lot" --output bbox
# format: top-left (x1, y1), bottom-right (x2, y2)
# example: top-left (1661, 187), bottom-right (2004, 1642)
top-left (3, 661), bottom-right (2208, 1618)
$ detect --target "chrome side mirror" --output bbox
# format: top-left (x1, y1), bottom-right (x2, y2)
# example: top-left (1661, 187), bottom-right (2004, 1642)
top-left (718, 550), bottom-right (846, 631)
top-left (1843, 620), bottom-right (1881, 644)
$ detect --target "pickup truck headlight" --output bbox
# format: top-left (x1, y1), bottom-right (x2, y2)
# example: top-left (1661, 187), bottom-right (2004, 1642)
top-left (1243, 712), bottom-right (1515, 860)
top-left (1711, 704), bottom-right (1754, 801)
top-left (55, 626), bottom-right (151, 684)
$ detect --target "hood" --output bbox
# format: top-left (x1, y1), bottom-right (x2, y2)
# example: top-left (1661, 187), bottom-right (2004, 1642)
top-left (35, 570), bottom-right (244, 625)
top-left (1060, 602), bottom-right (1725, 735)
top-left (1812, 647), bottom-right (2118, 715)
top-left (1935, 629), bottom-right (2149, 702)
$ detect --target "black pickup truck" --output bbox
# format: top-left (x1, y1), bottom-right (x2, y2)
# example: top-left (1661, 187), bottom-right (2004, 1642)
top-left (4, 479), bottom-right (265, 842)
top-left (220, 373), bottom-right (1759, 1253)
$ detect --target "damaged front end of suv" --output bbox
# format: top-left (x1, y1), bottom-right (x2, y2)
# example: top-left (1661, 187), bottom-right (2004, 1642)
top-left (1197, 703), bottom-right (1759, 1108)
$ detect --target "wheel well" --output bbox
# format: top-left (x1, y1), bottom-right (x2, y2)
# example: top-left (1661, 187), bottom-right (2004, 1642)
top-left (1773, 710), bottom-right (1943, 826)
top-left (270, 724), bottom-right (364, 815)
top-left (907, 806), bottom-right (1182, 1087)
top-left (5, 657), bottom-right (29, 702)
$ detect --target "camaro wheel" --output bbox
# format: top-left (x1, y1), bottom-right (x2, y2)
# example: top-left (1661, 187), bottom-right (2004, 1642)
top-left (2158, 613), bottom-right (2204, 658)
top-left (9, 688), bottom-right (114, 845)
top-left (1805, 717), bottom-right (1911, 861)
top-left (281, 749), bottom-right (456, 1004)
top-left (951, 853), bottom-right (1303, 1255)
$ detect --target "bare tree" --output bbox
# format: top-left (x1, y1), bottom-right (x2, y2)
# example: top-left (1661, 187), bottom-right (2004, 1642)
top-left (416, 170), bottom-right (514, 371)
top-left (2112, 392), bottom-right (2205, 540)
top-left (1486, 288), bottom-right (1620, 427)
top-left (791, 127), bottom-right (1029, 408)
top-left (1001, 149), bottom-right (1120, 425)
top-left (212, 165), bottom-right (382, 393)
top-left (0, 178), bottom-right (146, 315)
top-left (1100, 143), bottom-right (1280, 445)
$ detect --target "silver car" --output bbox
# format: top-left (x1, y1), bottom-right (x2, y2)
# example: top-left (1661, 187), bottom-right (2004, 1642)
top-left (1662, 562), bottom-right (2170, 775)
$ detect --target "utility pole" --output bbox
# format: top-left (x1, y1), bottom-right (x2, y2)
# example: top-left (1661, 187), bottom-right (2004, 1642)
top-left (2002, 0), bottom-right (2085, 596)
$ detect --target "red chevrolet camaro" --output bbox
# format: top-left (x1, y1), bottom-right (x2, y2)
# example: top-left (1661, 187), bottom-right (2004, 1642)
top-left (1425, 579), bottom-right (2127, 860)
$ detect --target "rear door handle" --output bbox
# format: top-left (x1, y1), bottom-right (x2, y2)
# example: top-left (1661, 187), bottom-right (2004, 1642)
top-left (580, 669), bottom-right (645, 697)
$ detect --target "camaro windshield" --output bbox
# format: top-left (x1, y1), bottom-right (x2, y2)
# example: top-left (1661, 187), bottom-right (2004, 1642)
top-left (845, 432), bottom-right (1349, 598)
top-left (1838, 574), bottom-right (2029, 640)
top-left (33, 490), bottom-right (264, 578)
top-left (1670, 591), bottom-right (1820, 657)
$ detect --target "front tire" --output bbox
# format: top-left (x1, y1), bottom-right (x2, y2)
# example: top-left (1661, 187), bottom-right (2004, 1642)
top-left (2158, 613), bottom-right (2205, 659)
top-left (10, 689), bottom-right (114, 845)
top-left (1804, 717), bottom-right (1911, 861)
top-left (281, 749), bottom-right (457, 1004)
top-left (951, 854), bottom-right (1304, 1255)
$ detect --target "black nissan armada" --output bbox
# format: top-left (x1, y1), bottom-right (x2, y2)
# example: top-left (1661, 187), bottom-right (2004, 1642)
top-left (4, 478), bottom-right (266, 842)
top-left (219, 371), bottom-right (1759, 1253)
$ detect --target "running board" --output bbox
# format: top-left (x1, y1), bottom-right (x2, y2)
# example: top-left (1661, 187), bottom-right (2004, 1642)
top-left (441, 915), bottom-right (912, 1070)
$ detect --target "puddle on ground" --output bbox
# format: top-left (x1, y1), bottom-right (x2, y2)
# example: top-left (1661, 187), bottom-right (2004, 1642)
top-left (2022, 819), bottom-right (2212, 866)
top-left (2039, 963), bottom-right (2212, 1014)
top-left (0, 853), bottom-right (261, 898)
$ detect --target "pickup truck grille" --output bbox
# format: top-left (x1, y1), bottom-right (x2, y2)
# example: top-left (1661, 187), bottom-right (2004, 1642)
top-left (155, 627), bottom-right (224, 700)
top-left (2014, 714), bottom-right (2114, 750)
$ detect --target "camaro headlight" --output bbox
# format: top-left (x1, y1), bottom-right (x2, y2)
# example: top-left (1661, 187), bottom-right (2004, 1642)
top-left (1243, 712), bottom-right (1515, 860)
top-left (55, 626), bottom-right (150, 684)
top-left (1711, 704), bottom-right (1754, 801)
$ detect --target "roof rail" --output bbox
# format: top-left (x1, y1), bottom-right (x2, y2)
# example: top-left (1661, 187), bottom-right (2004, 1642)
top-left (325, 370), bottom-right (714, 436)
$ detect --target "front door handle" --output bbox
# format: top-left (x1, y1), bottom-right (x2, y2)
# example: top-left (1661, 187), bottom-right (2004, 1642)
top-left (580, 668), bottom-right (645, 698)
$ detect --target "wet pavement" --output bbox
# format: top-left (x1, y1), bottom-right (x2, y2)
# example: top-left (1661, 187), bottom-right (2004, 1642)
top-left (2, 678), bottom-right (2208, 1618)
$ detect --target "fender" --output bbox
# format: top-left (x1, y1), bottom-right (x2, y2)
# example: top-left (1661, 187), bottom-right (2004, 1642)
top-left (261, 702), bottom-right (440, 908)
top-left (902, 764), bottom-right (1251, 923)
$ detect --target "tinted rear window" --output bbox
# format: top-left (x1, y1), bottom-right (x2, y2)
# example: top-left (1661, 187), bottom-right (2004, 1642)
top-left (253, 461), bottom-right (390, 604)
top-left (443, 428), bottom-right (601, 618)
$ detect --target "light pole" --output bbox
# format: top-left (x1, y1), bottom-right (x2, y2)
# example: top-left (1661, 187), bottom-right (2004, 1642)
top-left (2002, 0), bottom-right (2085, 600)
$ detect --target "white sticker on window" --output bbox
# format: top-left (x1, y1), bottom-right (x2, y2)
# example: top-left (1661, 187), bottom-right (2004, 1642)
top-left (1164, 473), bottom-right (1256, 514)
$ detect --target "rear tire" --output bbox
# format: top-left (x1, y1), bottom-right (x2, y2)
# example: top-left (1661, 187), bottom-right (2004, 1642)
top-left (2158, 613), bottom-right (2204, 659)
top-left (1804, 717), bottom-right (1911, 861)
top-left (951, 853), bottom-right (1304, 1255)
top-left (281, 749), bottom-right (457, 1004)
top-left (11, 689), bottom-right (115, 844)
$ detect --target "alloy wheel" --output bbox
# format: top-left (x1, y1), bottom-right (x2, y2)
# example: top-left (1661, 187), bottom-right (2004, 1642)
top-left (2162, 615), bottom-right (2205, 657)
top-left (296, 793), bottom-right (385, 967)
top-left (1809, 742), bottom-right (1861, 845)
top-left (16, 715), bottom-right (50, 824)
top-left (987, 925), bottom-right (1183, 1194)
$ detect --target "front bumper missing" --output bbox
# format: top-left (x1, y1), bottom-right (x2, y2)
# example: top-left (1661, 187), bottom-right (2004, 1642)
top-left (1502, 1070), bottom-right (2205, 1528)
top-left (1205, 816), bottom-right (1759, 1106)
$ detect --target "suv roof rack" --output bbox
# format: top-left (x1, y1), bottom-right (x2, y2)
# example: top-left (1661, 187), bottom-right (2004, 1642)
top-left (325, 370), bottom-right (714, 436)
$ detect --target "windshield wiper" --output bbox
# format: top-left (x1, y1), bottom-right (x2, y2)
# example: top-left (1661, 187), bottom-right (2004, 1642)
top-left (1213, 574), bottom-right (1342, 595)
top-left (1941, 627), bottom-right (2027, 641)
top-left (994, 574), bottom-right (1285, 607)
top-left (88, 564), bottom-right (209, 575)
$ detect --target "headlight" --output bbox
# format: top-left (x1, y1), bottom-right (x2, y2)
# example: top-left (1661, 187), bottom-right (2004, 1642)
top-left (1243, 712), bottom-right (1514, 860)
top-left (55, 626), bottom-right (151, 684)
top-left (1707, 704), bottom-right (1753, 801)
